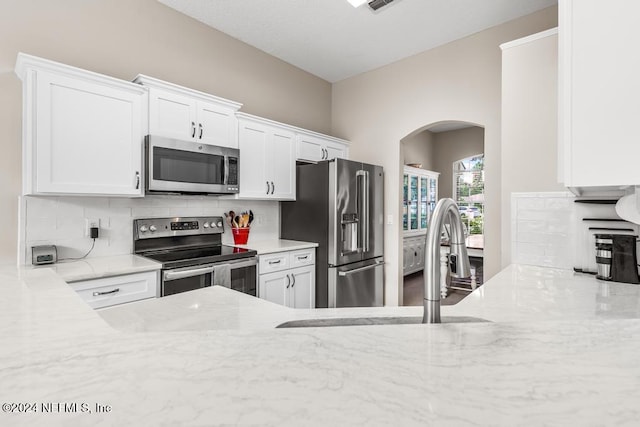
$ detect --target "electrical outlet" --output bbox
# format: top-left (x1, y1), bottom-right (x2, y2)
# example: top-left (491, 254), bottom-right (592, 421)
top-left (85, 218), bottom-right (100, 237)
top-left (386, 214), bottom-right (393, 225)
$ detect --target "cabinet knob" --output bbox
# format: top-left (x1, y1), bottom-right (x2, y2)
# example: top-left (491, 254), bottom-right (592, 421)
top-left (286, 274), bottom-right (291, 289)
top-left (191, 121), bottom-right (196, 138)
top-left (199, 123), bottom-right (203, 139)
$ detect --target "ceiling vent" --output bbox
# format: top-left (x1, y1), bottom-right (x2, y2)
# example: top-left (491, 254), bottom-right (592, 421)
top-left (368, 0), bottom-right (395, 11)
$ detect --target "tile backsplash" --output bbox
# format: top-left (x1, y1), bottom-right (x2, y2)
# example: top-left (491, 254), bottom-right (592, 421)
top-left (20, 195), bottom-right (280, 264)
top-left (511, 192), bottom-right (577, 269)
top-left (511, 192), bottom-right (640, 271)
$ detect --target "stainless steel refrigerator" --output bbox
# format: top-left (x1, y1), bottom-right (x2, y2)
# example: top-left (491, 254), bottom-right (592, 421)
top-left (280, 158), bottom-right (384, 308)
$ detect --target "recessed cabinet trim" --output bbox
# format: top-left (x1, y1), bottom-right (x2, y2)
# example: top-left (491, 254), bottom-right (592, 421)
top-left (134, 74), bottom-right (242, 149)
top-left (558, 0), bottom-right (640, 193)
top-left (258, 248), bottom-right (316, 309)
top-left (15, 53), bottom-right (147, 197)
top-left (236, 113), bottom-right (296, 201)
top-left (296, 131), bottom-right (350, 163)
top-left (69, 270), bottom-right (159, 309)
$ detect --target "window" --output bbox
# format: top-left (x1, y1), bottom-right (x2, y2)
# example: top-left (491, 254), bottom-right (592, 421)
top-left (453, 154), bottom-right (484, 235)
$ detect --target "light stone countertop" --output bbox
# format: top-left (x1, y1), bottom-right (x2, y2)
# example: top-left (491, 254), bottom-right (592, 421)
top-left (31, 254), bottom-right (162, 283)
top-left (231, 238), bottom-right (318, 255)
top-left (2, 263), bottom-right (640, 426)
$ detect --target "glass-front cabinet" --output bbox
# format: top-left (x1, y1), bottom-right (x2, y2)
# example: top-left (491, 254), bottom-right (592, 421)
top-left (402, 166), bottom-right (439, 236)
top-left (402, 166), bottom-right (439, 276)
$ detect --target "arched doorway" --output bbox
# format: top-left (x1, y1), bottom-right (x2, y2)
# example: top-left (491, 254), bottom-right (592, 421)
top-left (399, 120), bottom-right (485, 306)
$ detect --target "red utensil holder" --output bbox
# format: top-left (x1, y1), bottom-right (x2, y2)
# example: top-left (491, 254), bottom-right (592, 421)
top-left (232, 227), bottom-right (250, 245)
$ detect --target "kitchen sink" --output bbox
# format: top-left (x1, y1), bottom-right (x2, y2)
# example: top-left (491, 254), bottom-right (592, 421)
top-left (275, 316), bottom-right (490, 328)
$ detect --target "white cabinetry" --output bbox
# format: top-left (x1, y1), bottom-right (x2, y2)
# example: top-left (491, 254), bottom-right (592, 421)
top-left (134, 75), bottom-right (242, 149)
top-left (403, 236), bottom-right (425, 276)
top-left (69, 271), bottom-right (159, 309)
top-left (403, 166), bottom-right (439, 236)
top-left (559, 0), bottom-right (640, 192)
top-left (258, 248), bottom-right (315, 308)
top-left (296, 131), bottom-right (349, 163)
top-left (236, 113), bottom-right (296, 200)
top-left (15, 53), bottom-right (146, 196)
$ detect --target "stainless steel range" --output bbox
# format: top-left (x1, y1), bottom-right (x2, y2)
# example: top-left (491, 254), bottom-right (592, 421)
top-left (134, 216), bottom-right (257, 297)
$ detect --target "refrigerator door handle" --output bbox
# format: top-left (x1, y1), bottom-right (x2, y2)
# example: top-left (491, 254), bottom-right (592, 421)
top-left (338, 261), bottom-right (384, 277)
top-left (356, 169), bottom-right (370, 253)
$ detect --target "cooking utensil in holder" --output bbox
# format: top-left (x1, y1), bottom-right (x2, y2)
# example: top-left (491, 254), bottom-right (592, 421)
top-left (232, 227), bottom-right (250, 245)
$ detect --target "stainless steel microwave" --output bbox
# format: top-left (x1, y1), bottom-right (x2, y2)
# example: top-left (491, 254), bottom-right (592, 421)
top-left (145, 135), bottom-right (239, 195)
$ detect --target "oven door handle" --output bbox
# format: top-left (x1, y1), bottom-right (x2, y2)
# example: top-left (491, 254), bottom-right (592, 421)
top-left (220, 257), bottom-right (258, 270)
top-left (164, 266), bottom-right (214, 282)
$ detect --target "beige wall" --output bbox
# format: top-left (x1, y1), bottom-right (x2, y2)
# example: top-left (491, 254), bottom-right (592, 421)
top-left (501, 30), bottom-right (564, 267)
top-left (332, 6), bottom-right (558, 306)
top-left (0, 0), bottom-right (332, 262)
top-left (401, 131), bottom-right (435, 171)
top-left (433, 127), bottom-right (485, 199)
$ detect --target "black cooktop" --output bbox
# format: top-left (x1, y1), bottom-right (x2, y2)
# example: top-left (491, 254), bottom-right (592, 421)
top-left (142, 245), bottom-right (256, 269)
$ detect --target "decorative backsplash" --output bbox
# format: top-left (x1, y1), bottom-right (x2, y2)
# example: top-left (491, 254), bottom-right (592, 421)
top-left (510, 192), bottom-right (577, 269)
top-left (511, 192), bottom-right (640, 271)
top-left (20, 196), bottom-right (279, 264)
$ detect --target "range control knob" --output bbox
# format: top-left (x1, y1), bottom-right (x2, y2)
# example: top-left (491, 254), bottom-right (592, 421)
top-left (149, 225), bottom-right (157, 232)
top-left (203, 222), bottom-right (210, 228)
top-left (139, 225), bottom-right (148, 233)
top-left (217, 221), bottom-right (223, 228)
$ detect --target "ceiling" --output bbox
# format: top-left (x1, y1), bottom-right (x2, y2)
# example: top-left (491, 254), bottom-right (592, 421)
top-left (158, 0), bottom-right (557, 83)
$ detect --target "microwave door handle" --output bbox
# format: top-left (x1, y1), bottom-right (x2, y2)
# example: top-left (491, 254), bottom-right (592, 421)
top-left (224, 156), bottom-right (230, 185)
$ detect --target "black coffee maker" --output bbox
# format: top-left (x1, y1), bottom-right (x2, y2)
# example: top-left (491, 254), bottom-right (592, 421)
top-left (595, 234), bottom-right (639, 284)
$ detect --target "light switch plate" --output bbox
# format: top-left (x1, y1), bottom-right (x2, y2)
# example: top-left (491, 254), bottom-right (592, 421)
top-left (386, 214), bottom-right (393, 225)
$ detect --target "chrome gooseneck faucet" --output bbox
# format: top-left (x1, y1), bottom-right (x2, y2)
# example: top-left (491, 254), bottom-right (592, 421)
top-left (423, 198), bottom-right (471, 323)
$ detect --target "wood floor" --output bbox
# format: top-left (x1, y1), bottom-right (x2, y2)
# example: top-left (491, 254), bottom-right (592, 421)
top-left (402, 271), bottom-right (469, 306)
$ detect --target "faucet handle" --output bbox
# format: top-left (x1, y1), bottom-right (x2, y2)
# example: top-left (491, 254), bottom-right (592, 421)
top-left (449, 247), bottom-right (471, 278)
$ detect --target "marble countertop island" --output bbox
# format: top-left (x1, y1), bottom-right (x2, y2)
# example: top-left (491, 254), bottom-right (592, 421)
top-left (2, 264), bottom-right (640, 426)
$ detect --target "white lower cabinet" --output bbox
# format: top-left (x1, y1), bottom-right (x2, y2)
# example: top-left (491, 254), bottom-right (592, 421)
top-left (69, 271), bottom-right (159, 309)
top-left (403, 236), bottom-right (426, 276)
top-left (258, 248), bottom-right (315, 308)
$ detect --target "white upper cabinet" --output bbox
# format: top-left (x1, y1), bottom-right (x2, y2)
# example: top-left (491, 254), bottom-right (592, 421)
top-left (15, 53), bottom-right (146, 197)
top-left (559, 0), bottom-right (640, 193)
top-left (296, 132), bottom-right (349, 163)
top-left (236, 113), bottom-right (296, 200)
top-left (134, 75), bottom-right (242, 149)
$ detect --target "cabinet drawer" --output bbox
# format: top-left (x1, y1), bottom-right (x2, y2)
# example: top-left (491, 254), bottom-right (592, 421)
top-left (259, 252), bottom-right (290, 274)
top-left (70, 271), bottom-right (158, 309)
top-left (290, 248), bottom-right (315, 268)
